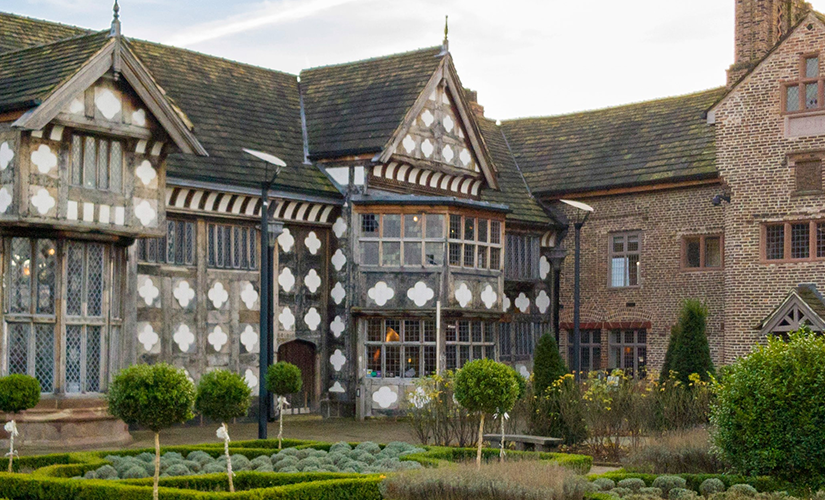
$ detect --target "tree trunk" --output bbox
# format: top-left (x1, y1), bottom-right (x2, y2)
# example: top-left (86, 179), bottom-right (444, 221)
top-left (6, 420), bottom-right (13, 473)
top-left (499, 414), bottom-right (506, 462)
top-left (153, 432), bottom-right (160, 500)
top-left (278, 396), bottom-right (284, 450)
top-left (476, 413), bottom-right (485, 468)
top-left (223, 423), bottom-right (234, 493)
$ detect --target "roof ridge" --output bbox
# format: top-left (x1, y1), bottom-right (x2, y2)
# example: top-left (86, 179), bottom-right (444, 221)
top-left (0, 28), bottom-right (107, 60)
top-left (0, 10), bottom-right (93, 35)
top-left (500, 87), bottom-right (726, 124)
top-left (300, 45), bottom-right (443, 73)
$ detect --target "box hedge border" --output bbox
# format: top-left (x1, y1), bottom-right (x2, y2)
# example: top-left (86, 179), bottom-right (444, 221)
top-left (586, 470), bottom-right (791, 494)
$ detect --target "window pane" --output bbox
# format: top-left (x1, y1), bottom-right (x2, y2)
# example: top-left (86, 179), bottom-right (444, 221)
top-left (484, 322), bottom-right (494, 343)
top-left (612, 236), bottom-right (624, 254)
top-left (458, 321), bottom-right (470, 342)
top-left (818, 223), bottom-right (825, 258)
top-left (385, 346), bottom-right (400, 378)
top-left (611, 257), bottom-right (627, 287)
top-left (34, 324), bottom-right (54, 392)
top-left (464, 218), bottom-right (475, 241)
top-left (110, 141), bottom-right (122, 191)
top-left (478, 219), bottom-right (488, 243)
top-left (36, 239), bottom-right (56, 314)
top-left (404, 214), bottom-right (422, 238)
top-left (705, 237), bottom-right (722, 267)
top-left (97, 140), bottom-right (109, 190)
top-left (167, 221), bottom-right (176, 263)
top-left (425, 242), bottom-right (444, 266)
top-left (385, 320), bottom-right (401, 342)
top-left (71, 135), bottom-right (82, 185)
top-left (404, 346), bottom-right (420, 378)
top-left (459, 345), bottom-right (470, 367)
top-left (10, 238), bottom-right (32, 313)
top-left (426, 214), bottom-right (444, 238)
top-left (446, 345), bottom-right (457, 370)
top-left (423, 345), bottom-right (437, 376)
top-left (490, 247), bottom-right (501, 270)
top-left (65, 325), bottom-right (82, 393)
top-left (404, 320), bottom-right (420, 342)
top-left (207, 225), bottom-right (216, 267)
top-left (477, 245), bottom-right (487, 268)
top-left (424, 321), bottom-right (436, 342)
top-left (404, 242), bottom-right (422, 266)
top-left (490, 221), bottom-right (501, 245)
top-left (808, 56), bottom-right (820, 78)
top-left (383, 214), bottom-right (401, 238)
top-left (448, 242), bottom-right (461, 266)
top-left (367, 345), bottom-right (381, 377)
top-left (87, 244), bottom-right (104, 316)
top-left (86, 326), bottom-right (102, 392)
top-left (787, 85), bottom-right (801, 112)
top-left (361, 241), bottom-right (379, 265)
top-left (627, 235), bottom-right (639, 253)
top-left (628, 254), bottom-right (639, 286)
top-left (83, 136), bottom-right (96, 188)
top-left (449, 215), bottom-right (461, 239)
top-left (685, 238), bottom-right (701, 268)
top-left (766, 224), bottom-right (785, 260)
top-left (66, 243), bottom-right (84, 316)
top-left (463, 244), bottom-right (475, 267)
top-left (8, 323), bottom-right (29, 375)
top-left (807, 83), bottom-right (819, 109)
top-left (791, 223), bottom-right (810, 259)
top-left (382, 241), bottom-right (400, 266)
top-left (361, 214), bottom-right (379, 234)
top-left (472, 322), bottom-right (482, 343)
top-left (367, 320), bottom-right (383, 342)
top-left (446, 323), bottom-right (457, 342)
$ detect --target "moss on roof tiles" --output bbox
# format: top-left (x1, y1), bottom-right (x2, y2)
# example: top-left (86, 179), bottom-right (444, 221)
top-left (0, 11), bottom-right (90, 53)
top-left (500, 88), bottom-right (725, 196)
top-left (300, 46), bottom-right (445, 158)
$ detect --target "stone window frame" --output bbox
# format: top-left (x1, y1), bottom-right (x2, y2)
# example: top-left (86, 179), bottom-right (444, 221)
top-left (365, 318), bottom-right (437, 379)
top-left (608, 231), bottom-right (642, 288)
top-left (782, 52), bottom-right (824, 114)
top-left (607, 328), bottom-right (647, 379)
top-left (680, 234), bottom-right (724, 271)
top-left (787, 151), bottom-right (825, 196)
top-left (761, 219), bottom-right (825, 263)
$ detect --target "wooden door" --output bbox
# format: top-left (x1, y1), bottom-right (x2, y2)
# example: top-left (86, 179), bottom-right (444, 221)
top-left (277, 340), bottom-right (316, 412)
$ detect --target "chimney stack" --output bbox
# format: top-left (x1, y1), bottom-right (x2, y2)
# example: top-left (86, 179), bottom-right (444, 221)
top-left (463, 88), bottom-right (484, 117)
top-left (728, 0), bottom-right (812, 87)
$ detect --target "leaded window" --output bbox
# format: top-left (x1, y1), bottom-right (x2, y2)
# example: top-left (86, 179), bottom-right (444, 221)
top-left (784, 55), bottom-right (824, 113)
top-left (505, 234), bottom-right (539, 279)
top-left (359, 212), bottom-right (447, 267)
top-left (365, 319), bottom-right (437, 378)
top-left (610, 232), bottom-right (641, 287)
top-left (449, 215), bottom-right (503, 270)
top-left (445, 320), bottom-right (495, 370)
top-left (138, 219), bottom-right (196, 266)
top-left (207, 223), bottom-right (259, 270)
top-left (608, 329), bottom-right (647, 378)
top-left (70, 134), bottom-right (124, 191)
top-left (568, 329), bottom-right (602, 373)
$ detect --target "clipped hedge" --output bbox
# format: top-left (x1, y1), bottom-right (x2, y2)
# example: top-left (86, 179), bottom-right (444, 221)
top-left (586, 471), bottom-right (788, 494)
top-left (401, 445), bottom-right (592, 473)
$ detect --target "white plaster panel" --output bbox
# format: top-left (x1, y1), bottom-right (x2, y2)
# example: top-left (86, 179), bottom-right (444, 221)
top-left (95, 87), bottom-right (122, 120)
top-left (240, 282), bottom-right (259, 309)
top-left (240, 324), bottom-right (259, 353)
top-left (515, 292), bottom-right (530, 313)
top-left (98, 204), bottom-right (110, 224)
top-left (407, 281), bottom-right (434, 307)
top-left (536, 290), bottom-right (551, 314)
top-left (208, 281), bottom-right (229, 309)
top-left (138, 275), bottom-right (159, 307)
top-left (0, 186), bottom-right (12, 214)
top-left (208, 325), bottom-right (229, 352)
top-left (279, 307), bottom-right (295, 331)
top-left (304, 307), bottom-right (321, 331)
top-left (244, 369), bottom-right (258, 390)
top-left (304, 269), bottom-right (321, 293)
top-left (134, 198), bottom-right (157, 227)
top-left (173, 324), bottom-right (195, 352)
top-left (132, 108), bottom-right (147, 126)
top-left (331, 282), bottom-right (346, 305)
top-left (30, 187), bottom-right (55, 216)
top-left (332, 217), bottom-right (347, 238)
top-left (402, 135), bottom-right (416, 154)
top-left (372, 386), bottom-right (399, 410)
top-left (173, 280), bottom-right (196, 308)
top-left (330, 349), bottom-right (346, 371)
top-left (279, 267), bottom-right (295, 293)
top-left (331, 248), bottom-right (346, 271)
top-left (454, 282), bottom-right (472, 308)
top-left (304, 231), bottom-right (321, 254)
top-left (481, 284), bottom-right (497, 309)
top-left (278, 228), bottom-right (295, 252)
top-left (0, 142), bottom-right (13, 170)
top-left (83, 202), bottom-right (94, 222)
top-left (138, 323), bottom-right (160, 353)
top-left (135, 160), bottom-right (157, 187)
top-left (540, 256), bottom-right (551, 280)
top-left (330, 315), bottom-right (345, 338)
top-left (114, 206), bottom-right (125, 225)
top-left (30, 145), bottom-right (57, 174)
top-left (330, 381), bottom-right (346, 393)
top-left (368, 281), bottom-right (394, 306)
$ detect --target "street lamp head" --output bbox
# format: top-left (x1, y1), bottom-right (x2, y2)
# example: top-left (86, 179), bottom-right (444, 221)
top-left (243, 148), bottom-right (286, 168)
top-left (560, 199), bottom-right (594, 226)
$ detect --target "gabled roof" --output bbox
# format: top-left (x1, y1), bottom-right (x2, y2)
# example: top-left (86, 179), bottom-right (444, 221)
top-left (0, 30), bottom-right (111, 112)
top-left (476, 116), bottom-right (560, 226)
top-left (757, 284), bottom-right (825, 333)
top-left (0, 12), bottom-right (89, 53)
top-left (500, 88), bottom-right (726, 197)
top-left (127, 39), bottom-right (338, 197)
top-left (301, 46), bottom-right (445, 159)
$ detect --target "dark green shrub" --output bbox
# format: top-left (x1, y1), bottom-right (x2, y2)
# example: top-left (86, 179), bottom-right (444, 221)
top-left (652, 476), bottom-right (687, 496)
top-left (106, 363), bottom-right (195, 500)
top-left (700, 478), bottom-right (726, 496)
top-left (0, 374), bottom-right (41, 473)
top-left (660, 300), bottom-right (714, 385)
top-left (711, 328), bottom-right (825, 484)
top-left (533, 333), bottom-right (567, 395)
top-left (454, 359), bottom-right (520, 467)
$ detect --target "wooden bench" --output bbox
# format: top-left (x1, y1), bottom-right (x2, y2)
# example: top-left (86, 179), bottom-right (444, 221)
top-left (484, 434), bottom-right (563, 452)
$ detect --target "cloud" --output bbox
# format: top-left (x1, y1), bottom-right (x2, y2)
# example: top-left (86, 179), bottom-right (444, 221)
top-left (164, 0), bottom-right (371, 46)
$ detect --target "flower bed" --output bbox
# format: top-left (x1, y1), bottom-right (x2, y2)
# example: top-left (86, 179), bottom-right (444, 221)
top-left (0, 439), bottom-right (592, 500)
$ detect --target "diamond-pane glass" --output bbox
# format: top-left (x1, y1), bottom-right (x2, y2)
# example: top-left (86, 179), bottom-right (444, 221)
top-left (807, 57), bottom-right (819, 78)
top-left (71, 135), bottom-right (82, 185)
top-left (66, 243), bottom-right (84, 315)
top-left (65, 326), bottom-right (82, 393)
top-left (97, 140), bottom-right (108, 190)
top-left (83, 136), bottom-right (96, 188)
top-left (87, 245), bottom-right (104, 316)
top-left (110, 141), bottom-right (122, 192)
top-left (787, 86), bottom-right (800, 112)
top-left (806, 83), bottom-right (819, 110)
top-left (10, 238), bottom-right (32, 313)
top-left (35, 324), bottom-right (54, 392)
top-left (167, 220), bottom-right (176, 263)
top-left (8, 323), bottom-right (29, 375)
top-left (185, 222), bottom-right (195, 264)
top-left (86, 326), bottom-right (102, 392)
top-left (233, 226), bottom-right (242, 268)
top-left (36, 239), bottom-right (56, 314)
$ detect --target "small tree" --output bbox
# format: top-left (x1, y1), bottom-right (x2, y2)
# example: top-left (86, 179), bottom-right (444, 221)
top-left (107, 364), bottom-right (195, 500)
top-left (660, 300), bottom-right (715, 385)
top-left (265, 362), bottom-right (302, 450)
top-left (195, 369), bottom-right (251, 493)
top-left (532, 333), bottom-right (567, 395)
top-left (454, 359), bottom-right (520, 467)
top-left (0, 374), bottom-right (40, 472)
top-left (497, 368), bottom-right (526, 461)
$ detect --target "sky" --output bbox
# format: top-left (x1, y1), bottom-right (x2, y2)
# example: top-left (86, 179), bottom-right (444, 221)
top-left (4, 0), bottom-right (825, 119)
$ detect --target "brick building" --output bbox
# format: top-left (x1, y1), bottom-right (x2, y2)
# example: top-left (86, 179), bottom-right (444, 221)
top-left (2, 0), bottom-right (825, 446)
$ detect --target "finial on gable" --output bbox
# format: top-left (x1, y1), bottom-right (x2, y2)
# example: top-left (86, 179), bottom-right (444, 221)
top-left (441, 15), bottom-right (449, 53)
top-left (110, 0), bottom-right (121, 38)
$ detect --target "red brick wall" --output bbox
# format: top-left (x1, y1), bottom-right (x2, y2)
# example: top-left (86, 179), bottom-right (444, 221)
top-left (715, 12), bottom-right (825, 363)
top-left (550, 183), bottom-right (726, 372)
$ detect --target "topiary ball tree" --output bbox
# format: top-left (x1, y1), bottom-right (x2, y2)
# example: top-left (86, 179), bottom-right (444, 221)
top-left (195, 369), bottom-right (251, 493)
top-left (265, 361), bottom-right (302, 450)
top-left (497, 367), bottom-right (527, 461)
top-left (660, 299), bottom-right (715, 386)
top-left (532, 332), bottom-right (568, 395)
top-left (454, 359), bottom-right (520, 467)
top-left (107, 363), bottom-right (195, 500)
top-left (711, 328), bottom-right (825, 484)
top-left (0, 374), bottom-right (40, 473)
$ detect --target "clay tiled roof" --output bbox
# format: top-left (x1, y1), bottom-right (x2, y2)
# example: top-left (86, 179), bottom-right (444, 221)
top-left (500, 88), bottom-right (726, 197)
top-left (300, 47), bottom-right (445, 159)
top-left (0, 12), bottom-right (90, 53)
top-left (0, 30), bottom-right (111, 112)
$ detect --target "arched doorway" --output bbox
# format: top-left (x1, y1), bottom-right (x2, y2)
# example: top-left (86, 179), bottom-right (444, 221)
top-left (277, 340), bottom-right (316, 413)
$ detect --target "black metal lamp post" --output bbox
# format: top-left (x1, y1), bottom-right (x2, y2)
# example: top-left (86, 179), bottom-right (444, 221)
top-left (560, 199), bottom-right (594, 382)
top-left (244, 149), bottom-right (285, 440)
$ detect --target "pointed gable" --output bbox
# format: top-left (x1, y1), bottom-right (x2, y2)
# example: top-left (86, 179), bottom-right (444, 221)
top-left (758, 284), bottom-right (825, 335)
top-left (300, 46), bottom-right (445, 158)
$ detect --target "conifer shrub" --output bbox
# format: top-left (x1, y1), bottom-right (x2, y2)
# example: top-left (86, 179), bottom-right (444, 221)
top-left (660, 300), bottom-right (715, 385)
top-left (533, 333), bottom-right (567, 395)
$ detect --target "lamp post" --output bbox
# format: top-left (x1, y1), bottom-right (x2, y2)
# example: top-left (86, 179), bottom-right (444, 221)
top-left (244, 149), bottom-right (286, 440)
top-left (560, 199), bottom-right (594, 382)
